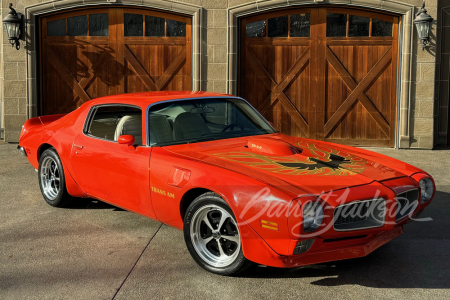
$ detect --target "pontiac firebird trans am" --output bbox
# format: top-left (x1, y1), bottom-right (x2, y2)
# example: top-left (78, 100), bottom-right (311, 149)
top-left (18, 91), bottom-right (435, 275)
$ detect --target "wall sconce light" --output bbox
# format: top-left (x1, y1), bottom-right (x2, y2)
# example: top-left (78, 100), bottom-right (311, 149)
top-left (413, 1), bottom-right (434, 51)
top-left (2, 3), bottom-right (24, 50)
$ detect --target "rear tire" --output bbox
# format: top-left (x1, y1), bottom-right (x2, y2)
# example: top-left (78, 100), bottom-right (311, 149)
top-left (38, 148), bottom-right (73, 207)
top-left (183, 192), bottom-right (253, 276)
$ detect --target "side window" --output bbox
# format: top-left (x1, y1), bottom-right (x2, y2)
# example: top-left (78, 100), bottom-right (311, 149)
top-left (85, 105), bottom-right (143, 145)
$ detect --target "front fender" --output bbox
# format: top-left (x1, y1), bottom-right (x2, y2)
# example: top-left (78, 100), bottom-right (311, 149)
top-left (149, 147), bottom-right (301, 256)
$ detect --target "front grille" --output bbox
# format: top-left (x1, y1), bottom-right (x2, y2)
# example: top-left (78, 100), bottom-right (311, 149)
top-left (333, 198), bottom-right (386, 231)
top-left (334, 202), bottom-right (369, 225)
top-left (396, 189), bottom-right (419, 222)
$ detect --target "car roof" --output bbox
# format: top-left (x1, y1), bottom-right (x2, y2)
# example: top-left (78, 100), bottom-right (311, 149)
top-left (88, 91), bottom-right (236, 107)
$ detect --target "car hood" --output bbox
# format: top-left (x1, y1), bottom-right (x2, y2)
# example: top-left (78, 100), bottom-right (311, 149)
top-left (163, 134), bottom-right (422, 195)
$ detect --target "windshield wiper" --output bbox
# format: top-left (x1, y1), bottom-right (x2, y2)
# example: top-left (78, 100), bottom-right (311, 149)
top-left (187, 135), bottom-right (224, 144)
top-left (155, 132), bottom-right (272, 147)
top-left (154, 135), bottom-right (222, 147)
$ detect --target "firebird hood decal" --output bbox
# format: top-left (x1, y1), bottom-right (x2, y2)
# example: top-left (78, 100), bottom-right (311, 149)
top-left (212, 142), bottom-right (367, 176)
top-left (165, 135), bottom-right (415, 194)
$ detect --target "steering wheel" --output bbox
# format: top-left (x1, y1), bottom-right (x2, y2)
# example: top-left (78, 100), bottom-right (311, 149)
top-left (221, 124), bottom-right (244, 132)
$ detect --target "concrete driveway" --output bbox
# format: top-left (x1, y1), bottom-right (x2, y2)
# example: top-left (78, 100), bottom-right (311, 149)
top-left (1, 142), bottom-right (449, 299)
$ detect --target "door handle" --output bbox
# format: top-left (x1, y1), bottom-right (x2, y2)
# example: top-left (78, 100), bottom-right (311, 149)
top-left (74, 144), bottom-right (84, 149)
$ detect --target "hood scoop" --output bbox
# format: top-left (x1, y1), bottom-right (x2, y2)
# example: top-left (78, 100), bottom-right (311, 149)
top-left (247, 137), bottom-right (300, 156)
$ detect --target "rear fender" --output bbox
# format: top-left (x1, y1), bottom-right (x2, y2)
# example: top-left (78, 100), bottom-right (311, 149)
top-left (20, 114), bottom-right (68, 140)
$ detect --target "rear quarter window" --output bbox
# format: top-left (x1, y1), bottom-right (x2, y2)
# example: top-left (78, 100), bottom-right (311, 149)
top-left (85, 105), bottom-right (143, 144)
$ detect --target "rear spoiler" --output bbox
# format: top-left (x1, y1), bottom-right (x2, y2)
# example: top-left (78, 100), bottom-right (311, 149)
top-left (20, 113), bottom-right (67, 140)
top-left (38, 113), bottom-right (68, 126)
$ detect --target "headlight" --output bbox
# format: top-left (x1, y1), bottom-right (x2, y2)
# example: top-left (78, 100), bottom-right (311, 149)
top-left (303, 201), bottom-right (324, 232)
top-left (419, 178), bottom-right (434, 203)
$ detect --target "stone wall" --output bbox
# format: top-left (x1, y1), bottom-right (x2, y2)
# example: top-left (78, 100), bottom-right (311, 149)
top-left (1, 0), bottom-right (31, 141)
top-left (408, 0), bottom-right (438, 148)
top-left (0, 0), bottom-right (443, 149)
top-left (435, 0), bottom-right (450, 145)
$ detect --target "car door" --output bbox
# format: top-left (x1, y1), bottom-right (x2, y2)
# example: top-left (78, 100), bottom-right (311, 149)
top-left (70, 104), bottom-right (156, 219)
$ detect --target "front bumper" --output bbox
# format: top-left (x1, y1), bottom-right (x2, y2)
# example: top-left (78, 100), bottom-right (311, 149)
top-left (286, 226), bottom-right (403, 268)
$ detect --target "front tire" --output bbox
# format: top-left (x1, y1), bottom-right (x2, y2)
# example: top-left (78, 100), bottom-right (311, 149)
top-left (183, 192), bottom-right (252, 275)
top-left (38, 148), bottom-right (73, 207)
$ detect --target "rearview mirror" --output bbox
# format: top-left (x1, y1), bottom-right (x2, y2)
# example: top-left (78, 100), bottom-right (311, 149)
top-left (118, 135), bottom-right (135, 146)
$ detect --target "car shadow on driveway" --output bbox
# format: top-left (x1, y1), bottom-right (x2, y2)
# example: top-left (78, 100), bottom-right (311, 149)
top-left (239, 190), bottom-right (450, 289)
top-left (56, 189), bottom-right (450, 290)
top-left (67, 199), bottom-right (125, 211)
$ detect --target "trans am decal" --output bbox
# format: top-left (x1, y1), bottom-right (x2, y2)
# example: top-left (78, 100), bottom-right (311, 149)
top-left (212, 142), bottom-right (367, 176)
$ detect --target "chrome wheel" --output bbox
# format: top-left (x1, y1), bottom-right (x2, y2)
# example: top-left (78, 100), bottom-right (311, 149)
top-left (190, 204), bottom-right (241, 268)
top-left (40, 156), bottom-right (60, 200)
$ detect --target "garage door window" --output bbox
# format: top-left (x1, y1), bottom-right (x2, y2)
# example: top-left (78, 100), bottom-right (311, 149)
top-left (167, 19), bottom-right (186, 37)
top-left (326, 13), bottom-right (347, 37)
top-left (246, 20), bottom-right (266, 37)
top-left (68, 15), bottom-right (88, 36)
top-left (47, 13), bottom-right (110, 37)
top-left (89, 13), bottom-right (109, 36)
top-left (290, 14), bottom-right (311, 37)
top-left (124, 13), bottom-right (143, 37)
top-left (326, 13), bottom-right (393, 37)
top-left (145, 16), bottom-right (165, 36)
top-left (372, 19), bottom-right (393, 36)
top-left (123, 14), bottom-right (186, 37)
top-left (47, 19), bottom-right (66, 36)
top-left (348, 15), bottom-right (370, 37)
top-left (268, 16), bottom-right (288, 37)
top-left (247, 14), bottom-right (311, 38)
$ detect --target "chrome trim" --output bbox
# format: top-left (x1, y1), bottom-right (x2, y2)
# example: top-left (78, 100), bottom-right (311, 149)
top-left (333, 198), bottom-right (386, 232)
top-left (40, 156), bottom-right (60, 200)
top-left (190, 204), bottom-right (241, 267)
top-left (17, 145), bottom-right (27, 156)
top-left (395, 188), bottom-right (419, 222)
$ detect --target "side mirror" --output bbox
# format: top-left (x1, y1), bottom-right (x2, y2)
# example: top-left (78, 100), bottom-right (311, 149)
top-left (118, 135), bottom-right (135, 147)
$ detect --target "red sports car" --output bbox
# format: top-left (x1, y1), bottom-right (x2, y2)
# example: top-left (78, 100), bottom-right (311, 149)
top-left (18, 91), bottom-right (435, 275)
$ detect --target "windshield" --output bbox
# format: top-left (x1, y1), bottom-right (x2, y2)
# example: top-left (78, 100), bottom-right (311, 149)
top-left (148, 98), bottom-right (276, 146)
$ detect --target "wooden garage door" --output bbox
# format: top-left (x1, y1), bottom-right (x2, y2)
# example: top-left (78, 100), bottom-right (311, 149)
top-left (239, 8), bottom-right (398, 147)
top-left (40, 8), bottom-right (191, 115)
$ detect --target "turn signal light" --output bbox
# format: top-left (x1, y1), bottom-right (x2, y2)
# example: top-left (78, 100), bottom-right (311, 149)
top-left (260, 220), bottom-right (278, 231)
top-left (293, 239), bottom-right (314, 255)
